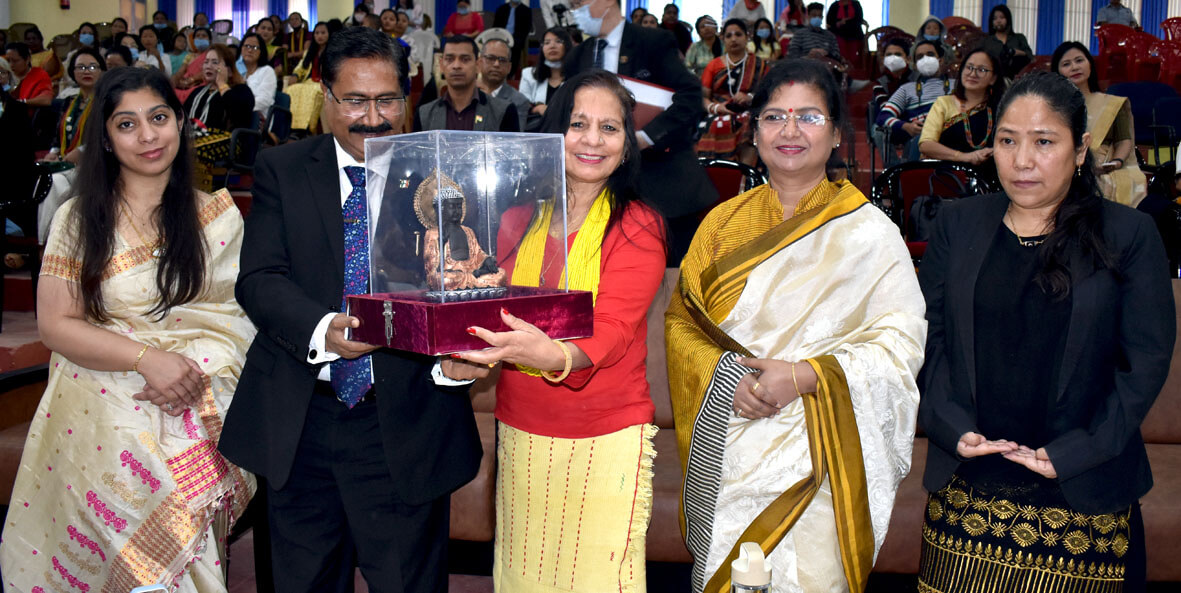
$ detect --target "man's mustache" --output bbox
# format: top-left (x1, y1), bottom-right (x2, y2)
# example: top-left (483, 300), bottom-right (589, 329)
top-left (348, 121), bottom-right (395, 134)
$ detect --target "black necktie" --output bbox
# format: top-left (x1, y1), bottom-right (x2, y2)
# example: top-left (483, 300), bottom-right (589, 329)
top-left (593, 38), bottom-right (609, 70)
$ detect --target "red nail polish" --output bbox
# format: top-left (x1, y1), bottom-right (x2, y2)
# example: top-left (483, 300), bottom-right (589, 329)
top-left (466, 327), bottom-right (477, 335)
top-left (450, 353), bottom-right (462, 358)
top-left (501, 307), bottom-right (509, 316)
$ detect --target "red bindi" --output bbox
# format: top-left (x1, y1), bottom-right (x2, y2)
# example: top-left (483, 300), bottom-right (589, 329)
top-left (788, 108), bottom-right (793, 113)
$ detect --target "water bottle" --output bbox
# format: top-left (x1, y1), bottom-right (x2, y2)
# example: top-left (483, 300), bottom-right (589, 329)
top-left (730, 541), bottom-right (771, 593)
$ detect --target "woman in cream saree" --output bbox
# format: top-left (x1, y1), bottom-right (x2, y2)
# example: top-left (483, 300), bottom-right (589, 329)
top-left (0, 67), bottom-right (255, 593)
top-left (667, 59), bottom-right (926, 593)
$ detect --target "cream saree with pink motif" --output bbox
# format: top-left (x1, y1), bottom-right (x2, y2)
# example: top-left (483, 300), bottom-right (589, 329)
top-left (0, 190), bottom-right (256, 593)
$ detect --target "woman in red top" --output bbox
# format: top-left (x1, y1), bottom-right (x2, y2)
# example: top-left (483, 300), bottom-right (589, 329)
top-left (454, 70), bottom-right (666, 593)
top-left (443, 0), bottom-right (486, 37)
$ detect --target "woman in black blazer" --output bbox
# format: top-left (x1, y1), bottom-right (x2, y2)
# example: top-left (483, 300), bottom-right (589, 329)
top-left (916, 71), bottom-right (1175, 593)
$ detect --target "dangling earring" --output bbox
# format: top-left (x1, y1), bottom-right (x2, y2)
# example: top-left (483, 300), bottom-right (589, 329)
top-left (1075, 165), bottom-right (1081, 177)
top-left (753, 137), bottom-right (758, 147)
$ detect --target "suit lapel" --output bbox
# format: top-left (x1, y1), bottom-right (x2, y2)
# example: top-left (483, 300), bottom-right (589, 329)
top-left (307, 136), bottom-right (345, 284)
top-left (618, 26), bottom-right (637, 77)
top-left (953, 195), bottom-right (1008, 403)
top-left (1056, 251), bottom-right (1099, 401)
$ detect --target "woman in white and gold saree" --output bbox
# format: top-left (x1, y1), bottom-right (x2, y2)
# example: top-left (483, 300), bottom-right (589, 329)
top-left (0, 67), bottom-right (255, 593)
top-left (667, 59), bottom-right (927, 593)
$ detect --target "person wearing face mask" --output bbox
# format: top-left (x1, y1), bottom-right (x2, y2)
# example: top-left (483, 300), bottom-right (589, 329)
top-left (520, 26), bottom-right (573, 117)
top-left (172, 27), bottom-right (213, 104)
top-left (876, 39), bottom-right (953, 164)
top-left (747, 17), bottom-right (781, 61)
top-left (980, 4), bottom-right (1032, 80)
top-left (786, 2), bottom-right (849, 80)
top-left (494, 0), bottom-right (533, 73)
top-left (350, 2), bottom-right (372, 27)
top-left (151, 9), bottom-right (178, 44)
top-left (444, 0), bottom-right (487, 37)
top-left (562, 0), bottom-right (717, 264)
top-left (916, 16), bottom-right (956, 65)
top-left (874, 38), bottom-right (914, 99)
top-left (58, 23), bottom-right (102, 97)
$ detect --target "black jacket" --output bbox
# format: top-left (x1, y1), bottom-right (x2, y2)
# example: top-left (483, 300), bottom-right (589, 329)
top-left (564, 23), bottom-right (716, 218)
top-left (219, 134), bottom-right (482, 502)
top-left (917, 193), bottom-right (1175, 514)
top-left (493, 2), bottom-right (532, 44)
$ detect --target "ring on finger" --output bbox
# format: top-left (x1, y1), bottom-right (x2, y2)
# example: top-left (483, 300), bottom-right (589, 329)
top-left (751, 381), bottom-right (760, 394)
top-left (166, 403), bottom-right (174, 411)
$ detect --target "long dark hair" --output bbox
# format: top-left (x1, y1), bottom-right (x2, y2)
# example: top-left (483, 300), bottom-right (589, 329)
top-left (1051, 41), bottom-right (1101, 93)
top-left (532, 26), bottom-right (574, 83)
top-left (299, 22), bottom-right (331, 71)
top-left (73, 67), bottom-right (204, 322)
top-left (952, 47), bottom-right (1006, 106)
top-left (751, 18), bottom-right (775, 53)
top-left (987, 4), bottom-right (1013, 35)
top-left (536, 70), bottom-right (661, 246)
top-left (996, 71), bottom-right (1115, 298)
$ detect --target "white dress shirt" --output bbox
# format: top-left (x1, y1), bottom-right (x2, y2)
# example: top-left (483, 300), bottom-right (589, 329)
top-left (245, 65), bottom-right (277, 117)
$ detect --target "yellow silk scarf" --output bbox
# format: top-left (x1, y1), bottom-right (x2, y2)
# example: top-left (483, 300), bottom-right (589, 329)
top-left (511, 189), bottom-right (611, 376)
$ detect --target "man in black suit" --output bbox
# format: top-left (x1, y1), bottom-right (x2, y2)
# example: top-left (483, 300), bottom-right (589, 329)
top-left (219, 27), bottom-right (485, 593)
top-left (493, 0), bottom-right (532, 73)
top-left (564, 0), bottom-right (717, 262)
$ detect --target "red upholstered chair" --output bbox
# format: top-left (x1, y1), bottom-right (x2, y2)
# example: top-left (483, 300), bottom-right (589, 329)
top-left (869, 160), bottom-right (998, 262)
top-left (697, 158), bottom-right (768, 221)
top-left (941, 16), bottom-right (974, 30)
top-left (1096, 23), bottom-right (1138, 84)
top-left (944, 23), bottom-right (985, 57)
top-left (1159, 41), bottom-right (1181, 93)
top-left (1015, 55), bottom-right (1051, 80)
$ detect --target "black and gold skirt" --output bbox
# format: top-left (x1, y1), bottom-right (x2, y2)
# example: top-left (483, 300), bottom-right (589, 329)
top-left (918, 475), bottom-right (1139, 593)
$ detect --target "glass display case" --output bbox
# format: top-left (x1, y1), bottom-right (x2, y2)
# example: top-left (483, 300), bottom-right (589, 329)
top-left (345, 130), bottom-right (594, 355)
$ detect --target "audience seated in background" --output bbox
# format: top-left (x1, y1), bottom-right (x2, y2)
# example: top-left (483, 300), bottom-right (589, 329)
top-left (415, 35), bottom-right (519, 132)
top-left (151, 9), bottom-right (178, 46)
top-left (105, 45), bottom-right (133, 68)
top-left (184, 43), bottom-right (255, 132)
top-left (919, 48), bottom-right (1004, 181)
top-left (874, 38), bottom-right (915, 99)
top-left (138, 25), bottom-right (172, 74)
top-left (284, 12), bottom-right (311, 66)
top-left (172, 27), bottom-right (213, 103)
top-left (23, 27), bottom-right (61, 81)
top-left (240, 32), bottom-right (277, 122)
top-left (640, 14), bottom-right (660, 28)
top-left (5, 43), bottom-right (52, 108)
top-left (444, 0), bottom-right (486, 37)
top-left (661, 4), bottom-right (694, 54)
top-left (787, 3), bottom-right (842, 63)
top-left (917, 15), bottom-right (956, 65)
top-left (697, 18), bottom-right (769, 166)
top-left (254, 17), bottom-right (287, 76)
top-left (778, 0), bottom-right (808, 30)
top-left (876, 39), bottom-right (952, 166)
top-left (685, 15), bottom-right (721, 77)
top-left (980, 5), bottom-right (1031, 80)
top-left (103, 17), bottom-right (128, 50)
top-left (630, 7), bottom-right (648, 23)
top-left (167, 28), bottom-right (190, 73)
top-left (1054, 41), bottom-right (1147, 207)
top-left (520, 26), bottom-right (572, 119)
top-left (1096, 0), bottom-right (1139, 28)
top-left (286, 21), bottom-right (330, 134)
top-left (748, 18), bottom-right (781, 61)
top-left (478, 37), bottom-right (531, 129)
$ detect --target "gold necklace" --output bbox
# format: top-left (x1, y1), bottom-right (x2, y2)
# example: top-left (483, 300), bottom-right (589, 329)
top-left (120, 201), bottom-right (162, 257)
top-left (1005, 210), bottom-right (1048, 248)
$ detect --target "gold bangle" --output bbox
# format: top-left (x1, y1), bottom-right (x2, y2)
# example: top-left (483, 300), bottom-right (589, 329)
top-left (133, 344), bottom-right (150, 374)
top-left (791, 362), bottom-right (802, 397)
top-left (540, 340), bottom-right (572, 383)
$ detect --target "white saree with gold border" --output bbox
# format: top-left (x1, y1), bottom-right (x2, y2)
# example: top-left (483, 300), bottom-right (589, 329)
top-left (667, 181), bottom-right (927, 593)
top-left (0, 190), bottom-right (257, 593)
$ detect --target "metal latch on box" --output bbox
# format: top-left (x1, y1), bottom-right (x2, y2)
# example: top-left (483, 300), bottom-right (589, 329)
top-left (383, 302), bottom-right (394, 346)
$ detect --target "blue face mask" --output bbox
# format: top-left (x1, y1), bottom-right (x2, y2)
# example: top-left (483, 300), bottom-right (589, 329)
top-left (809, 16), bottom-right (823, 28)
top-left (236, 57), bottom-right (247, 75)
top-left (129, 47), bottom-right (140, 61)
top-left (457, 7), bottom-right (470, 14)
top-left (154, 22), bottom-right (168, 29)
top-left (79, 32), bottom-right (95, 45)
top-left (924, 33), bottom-right (940, 41)
top-left (756, 29), bottom-right (771, 39)
top-left (2, 83), bottom-right (11, 92)
top-left (194, 38), bottom-right (210, 50)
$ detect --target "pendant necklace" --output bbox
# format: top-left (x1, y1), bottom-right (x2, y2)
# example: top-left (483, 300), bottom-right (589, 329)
top-left (724, 52), bottom-right (748, 99)
top-left (1005, 210), bottom-right (1047, 247)
top-left (121, 201), bottom-right (163, 257)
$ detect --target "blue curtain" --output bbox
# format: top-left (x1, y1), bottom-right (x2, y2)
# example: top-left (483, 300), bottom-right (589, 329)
top-left (721, 0), bottom-right (736, 20)
top-left (309, 0), bottom-right (317, 26)
top-left (233, 0), bottom-right (251, 39)
top-left (269, 0), bottom-right (289, 18)
top-left (194, 0), bottom-right (216, 23)
top-left (485, 0), bottom-right (507, 16)
top-left (882, 0), bottom-right (889, 26)
top-left (437, 0), bottom-right (458, 33)
top-left (980, 0), bottom-right (1004, 33)
top-left (929, 0), bottom-right (953, 19)
top-left (158, 0), bottom-right (177, 22)
top-left (1141, 0), bottom-right (1167, 39)
top-left (1035, 0), bottom-right (1064, 55)
top-left (1091, 0), bottom-right (1107, 52)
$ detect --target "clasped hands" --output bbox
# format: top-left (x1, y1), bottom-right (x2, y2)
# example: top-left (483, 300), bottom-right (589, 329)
top-left (132, 348), bottom-right (206, 417)
top-left (956, 432), bottom-right (1057, 479)
top-left (731, 357), bottom-right (817, 420)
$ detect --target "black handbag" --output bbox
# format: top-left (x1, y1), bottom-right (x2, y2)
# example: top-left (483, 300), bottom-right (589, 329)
top-left (907, 170), bottom-right (968, 243)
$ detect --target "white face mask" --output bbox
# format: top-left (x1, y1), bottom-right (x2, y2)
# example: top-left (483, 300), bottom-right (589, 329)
top-left (883, 55), bottom-right (907, 73)
top-left (572, 3), bottom-right (605, 37)
top-left (544, 59), bottom-right (563, 68)
top-left (916, 55), bottom-right (941, 77)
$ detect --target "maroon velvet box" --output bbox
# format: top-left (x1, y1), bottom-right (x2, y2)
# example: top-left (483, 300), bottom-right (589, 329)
top-left (346, 287), bottom-right (594, 355)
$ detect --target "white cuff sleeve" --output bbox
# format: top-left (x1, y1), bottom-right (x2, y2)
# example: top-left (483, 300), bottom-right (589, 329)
top-left (432, 358), bottom-right (476, 386)
top-left (307, 312), bottom-right (342, 364)
top-left (637, 131), bottom-right (654, 148)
